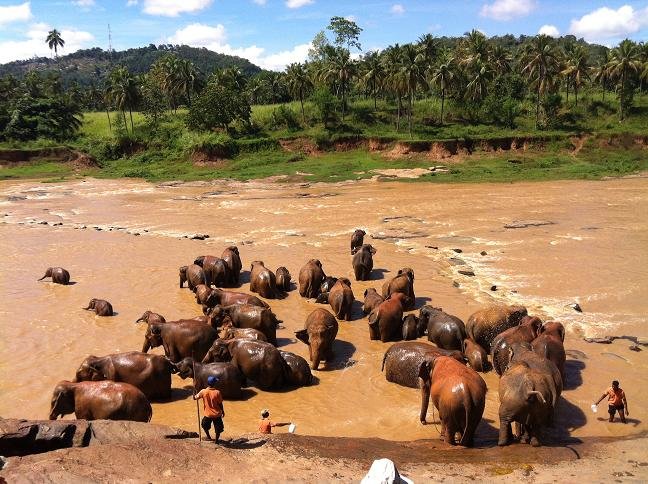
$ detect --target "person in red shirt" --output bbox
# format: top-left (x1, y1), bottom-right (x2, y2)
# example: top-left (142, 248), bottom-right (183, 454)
top-left (595, 380), bottom-right (628, 423)
top-left (258, 409), bottom-right (290, 434)
top-left (194, 376), bottom-right (225, 442)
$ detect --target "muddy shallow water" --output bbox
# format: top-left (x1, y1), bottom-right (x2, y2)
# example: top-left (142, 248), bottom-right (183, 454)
top-left (0, 176), bottom-right (646, 442)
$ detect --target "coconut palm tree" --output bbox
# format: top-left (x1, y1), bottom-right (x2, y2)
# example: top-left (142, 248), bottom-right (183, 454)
top-left (399, 43), bottom-right (428, 137)
top-left (358, 51), bottom-right (384, 109)
top-left (106, 66), bottom-right (140, 134)
top-left (561, 44), bottom-right (589, 106)
top-left (46, 29), bottom-right (65, 59)
top-left (592, 50), bottom-right (612, 101)
top-left (175, 59), bottom-right (199, 106)
top-left (382, 44), bottom-right (406, 131)
top-left (428, 49), bottom-right (457, 125)
top-left (417, 33), bottom-right (438, 67)
top-left (607, 39), bottom-right (642, 121)
top-left (465, 60), bottom-right (493, 103)
top-left (320, 48), bottom-right (356, 121)
top-left (285, 62), bottom-right (312, 123)
top-left (520, 35), bottom-right (560, 129)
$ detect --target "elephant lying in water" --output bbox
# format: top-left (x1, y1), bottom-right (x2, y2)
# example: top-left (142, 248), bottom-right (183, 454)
top-left (74, 351), bottom-right (174, 400)
top-left (49, 380), bottom-right (152, 422)
top-left (279, 350), bottom-right (313, 387)
top-left (419, 306), bottom-right (466, 351)
top-left (82, 298), bottom-right (114, 316)
top-left (141, 319), bottom-right (218, 363)
top-left (174, 357), bottom-right (244, 399)
top-left (38, 267), bottom-right (70, 285)
top-left (418, 356), bottom-right (487, 446)
top-left (206, 304), bottom-right (280, 346)
top-left (382, 341), bottom-right (464, 388)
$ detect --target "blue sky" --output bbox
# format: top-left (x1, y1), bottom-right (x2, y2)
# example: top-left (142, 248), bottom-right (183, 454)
top-left (1, 0), bottom-right (647, 68)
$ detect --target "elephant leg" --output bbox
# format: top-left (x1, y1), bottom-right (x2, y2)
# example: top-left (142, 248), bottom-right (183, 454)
top-left (498, 419), bottom-right (512, 446)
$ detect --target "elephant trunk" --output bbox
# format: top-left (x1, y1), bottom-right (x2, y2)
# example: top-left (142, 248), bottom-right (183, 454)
top-left (527, 390), bottom-right (546, 404)
top-left (419, 375), bottom-right (431, 424)
top-left (142, 339), bottom-right (151, 353)
top-left (38, 275), bottom-right (47, 281)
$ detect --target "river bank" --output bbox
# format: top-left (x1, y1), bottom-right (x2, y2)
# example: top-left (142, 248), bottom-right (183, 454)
top-left (1, 176), bottom-right (647, 481)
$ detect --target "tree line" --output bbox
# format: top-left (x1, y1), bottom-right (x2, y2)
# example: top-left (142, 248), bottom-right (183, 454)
top-left (1, 20), bottom-right (648, 142)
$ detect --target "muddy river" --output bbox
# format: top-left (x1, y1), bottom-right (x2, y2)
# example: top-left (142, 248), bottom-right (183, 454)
top-left (1, 176), bottom-right (646, 442)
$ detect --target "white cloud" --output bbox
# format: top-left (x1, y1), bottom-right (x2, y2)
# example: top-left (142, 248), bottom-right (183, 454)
top-left (126, 0), bottom-right (138, 5)
top-left (391, 4), bottom-right (405, 15)
top-left (480, 0), bottom-right (536, 21)
top-left (167, 22), bottom-right (310, 71)
top-left (285, 0), bottom-right (313, 9)
top-left (538, 24), bottom-right (559, 37)
top-left (73, 0), bottom-right (95, 6)
top-left (569, 5), bottom-right (648, 43)
top-left (143, 0), bottom-right (212, 16)
top-left (252, 0), bottom-right (266, 4)
top-left (0, 1), bottom-right (32, 25)
top-left (0, 22), bottom-right (94, 63)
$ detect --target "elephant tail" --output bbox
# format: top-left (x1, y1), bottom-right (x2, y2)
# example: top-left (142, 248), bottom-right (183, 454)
top-left (459, 397), bottom-right (471, 446)
top-left (381, 351), bottom-right (388, 372)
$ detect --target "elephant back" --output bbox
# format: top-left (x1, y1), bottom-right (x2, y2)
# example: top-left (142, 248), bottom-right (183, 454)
top-left (509, 342), bottom-right (562, 399)
top-left (382, 342), bottom-right (445, 388)
top-left (279, 350), bottom-right (313, 387)
top-left (466, 305), bottom-right (527, 352)
top-left (199, 362), bottom-right (244, 399)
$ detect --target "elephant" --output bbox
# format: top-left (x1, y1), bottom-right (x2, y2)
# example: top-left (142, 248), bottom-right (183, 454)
top-left (194, 256), bottom-right (230, 288)
top-left (174, 357), bottom-right (244, 399)
top-left (279, 350), bottom-right (313, 387)
top-left (179, 264), bottom-right (207, 291)
top-left (419, 306), bottom-right (466, 351)
top-left (465, 304), bottom-right (528, 353)
top-left (276, 267), bottom-right (292, 293)
top-left (463, 338), bottom-right (488, 373)
top-left (350, 229), bottom-right (366, 255)
top-left (295, 308), bottom-right (339, 370)
top-left (142, 319), bottom-right (218, 363)
top-left (221, 246), bottom-right (242, 286)
top-left (381, 268), bottom-right (415, 311)
top-left (418, 356), bottom-right (487, 446)
top-left (382, 341), bottom-right (465, 388)
top-left (362, 288), bottom-right (384, 315)
top-left (135, 310), bottom-right (166, 325)
top-left (206, 304), bottom-right (280, 346)
top-left (198, 286), bottom-right (269, 310)
top-left (74, 352), bottom-right (174, 400)
top-left (497, 361), bottom-right (559, 447)
top-left (38, 267), bottom-right (70, 285)
top-left (352, 244), bottom-right (376, 281)
top-left (369, 293), bottom-right (409, 342)
top-left (49, 380), bottom-right (152, 422)
top-left (82, 298), bottom-right (114, 316)
top-left (202, 339), bottom-right (287, 390)
top-left (249, 261), bottom-right (279, 299)
top-left (298, 259), bottom-right (326, 299)
top-left (219, 325), bottom-right (268, 342)
top-left (320, 276), bottom-right (338, 294)
top-left (402, 314), bottom-right (419, 341)
top-left (326, 278), bottom-right (354, 321)
top-left (491, 316), bottom-right (543, 375)
top-left (532, 322), bottom-right (566, 381)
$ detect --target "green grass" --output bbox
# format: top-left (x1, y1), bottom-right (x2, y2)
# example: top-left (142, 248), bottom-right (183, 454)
top-left (0, 160), bottom-right (75, 181)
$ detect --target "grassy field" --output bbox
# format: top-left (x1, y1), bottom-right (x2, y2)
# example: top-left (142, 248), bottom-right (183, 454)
top-left (1, 91), bottom-right (647, 183)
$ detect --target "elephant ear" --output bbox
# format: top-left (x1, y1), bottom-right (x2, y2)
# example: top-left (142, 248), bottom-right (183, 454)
top-left (417, 360), bottom-right (432, 381)
top-left (295, 329), bottom-right (309, 345)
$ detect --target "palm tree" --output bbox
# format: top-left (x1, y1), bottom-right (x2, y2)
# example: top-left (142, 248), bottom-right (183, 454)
top-left (465, 60), bottom-right (493, 103)
top-left (106, 66), bottom-right (139, 134)
top-left (399, 43), bottom-right (428, 137)
top-left (490, 45), bottom-right (512, 77)
top-left (428, 49), bottom-right (456, 125)
top-left (460, 29), bottom-right (490, 70)
top-left (520, 35), bottom-right (560, 129)
top-left (285, 62), bottom-right (312, 123)
top-left (320, 48), bottom-right (356, 121)
top-left (607, 39), bottom-right (642, 121)
top-left (417, 33), bottom-right (438, 67)
top-left (592, 50), bottom-right (611, 101)
top-left (382, 44), bottom-right (406, 131)
top-left (175, 59), bottom-right (199, 106)
top-left (561, 44), bottom-right (589, 106)
top-left (46, 29), bottom-right (65, 59)
top-left (359, 51), bottom-right (384, 109)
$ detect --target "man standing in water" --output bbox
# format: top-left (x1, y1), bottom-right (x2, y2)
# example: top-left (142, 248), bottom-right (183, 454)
top-left (595, 380), bottom-right (628, 423)
top-left (194, 376), bottom-right (225, 442)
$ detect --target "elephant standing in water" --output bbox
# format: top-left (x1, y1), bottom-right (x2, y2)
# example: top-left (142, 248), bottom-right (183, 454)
top-left (532, 322), bottom-right (566, 381)
top-left (206, 304), bottom-right (279, 345)
top-left (382, 268), bottom-right (415, 311)
top-left (362, 288), bottom-right (384, 315)
top-left (319, 278), bottom-right (354, 321)
top-left (82, 298), bottom-right (114, 316)
top-left (221, 246), bottom-right (242, 286)
top-left (463, 338), bottom-right (488, 372)
top-left (194, 255), bottom-right (230, 288)
top-left (49, 380), bottom-right (152, 422)
top-left (491, 316), bottom-right (543, 375)
top-left (141, 319), bottom-right (217, 363)
top-left (38, 267), bottom-right (70, 285)
top-left (296, 308), bottom-right (339, 370)
top-left (179, 264), bottom-right (207, 291)
top-left (368, 293), bottom-right (408, 342)
top-left (419, 306), bottom-right (466, 351)
top-left (249, 261), bottom-right (279, 299)
top-left (174, 357), bottom-right (244, 399)
top-left (352, 244), bottom-right (376, 281)
top-left (74, 352), bottom-right (174, 400)
top-left (275, 266), bottom-right (292, 293)
top-left (350, 229), bottom-right (366, 254)
top-left (298, 259), bottom-right (326, 299)
top-left (418, 356), bottom-right (487, 446)
top-left (466, 304), bottom-right (528, 352)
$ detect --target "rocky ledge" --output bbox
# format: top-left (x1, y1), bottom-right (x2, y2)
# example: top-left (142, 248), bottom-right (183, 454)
top-left (0, 418), bottom-right (197, 457)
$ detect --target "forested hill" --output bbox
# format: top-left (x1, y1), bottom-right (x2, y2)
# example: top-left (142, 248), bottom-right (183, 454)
top-left (0, 44), bottom-right (263, 86)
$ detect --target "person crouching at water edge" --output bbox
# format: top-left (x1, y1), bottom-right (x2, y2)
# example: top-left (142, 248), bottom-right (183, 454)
top-left (194, 376), bottom-right (225, 442)
top-left (258, 409), bottom-right (291, 434)
top-left (594, 380), bottom-right (628, 423)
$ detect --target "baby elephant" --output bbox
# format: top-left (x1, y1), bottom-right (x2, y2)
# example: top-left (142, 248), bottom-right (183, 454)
top-left (83, 298), bottom-right (114, 316)
top-left (350, 229), bottom-right (366, 254)
top-left (38, 267), bottom-right (70, 285)
top-left (275, 266), bottom-right (292, 293)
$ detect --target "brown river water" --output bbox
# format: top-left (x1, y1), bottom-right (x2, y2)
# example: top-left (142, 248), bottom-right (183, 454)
top-left (1, 176), bottom-right (647, 442)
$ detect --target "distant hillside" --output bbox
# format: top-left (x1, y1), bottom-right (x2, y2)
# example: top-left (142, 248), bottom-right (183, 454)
top-left (0, 44), bottom-right (263, 86)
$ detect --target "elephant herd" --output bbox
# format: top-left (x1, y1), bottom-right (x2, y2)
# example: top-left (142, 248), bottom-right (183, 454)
top-left (41, 230), bottom-right (569, 448)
